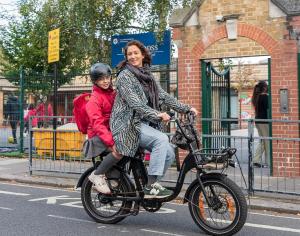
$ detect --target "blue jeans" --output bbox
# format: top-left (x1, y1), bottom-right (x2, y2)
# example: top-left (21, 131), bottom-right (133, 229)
top-left (139, 123), bottom-right (175, 178)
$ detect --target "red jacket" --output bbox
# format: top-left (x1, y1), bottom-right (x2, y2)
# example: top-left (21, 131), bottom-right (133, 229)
top-left (36, 103), bottom-right (45, 121)
top-left (86, 85), bottom-right (116, 147)
top-left (47, 104), bottom-right (53, 116)
top-left (24, 109), bottom-right (38, 127)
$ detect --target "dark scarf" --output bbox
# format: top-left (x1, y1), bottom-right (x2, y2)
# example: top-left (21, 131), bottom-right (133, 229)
top-left (125, 63), bottom-right (159, 110)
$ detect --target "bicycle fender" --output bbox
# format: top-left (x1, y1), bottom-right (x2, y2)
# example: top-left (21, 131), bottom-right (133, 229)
top-left (183, 173), bottom-right (226, 203)
top-left (76, 166), bottom-right (95, 189)
top-left (75, 165), bottom-right (136, 194)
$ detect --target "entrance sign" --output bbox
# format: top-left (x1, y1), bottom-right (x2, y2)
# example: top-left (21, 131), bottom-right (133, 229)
top-left (111, 31), bottom-right (171, 67)
top-left (48, 28), bottom-right (60, 63)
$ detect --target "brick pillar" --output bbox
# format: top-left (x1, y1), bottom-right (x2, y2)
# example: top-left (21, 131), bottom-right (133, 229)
top-left (173, 23), bottom-right (300, 175)
top-left (0, 91), bottom-right (3, 127)
top-left (271, 41), bottom-right (300, 177)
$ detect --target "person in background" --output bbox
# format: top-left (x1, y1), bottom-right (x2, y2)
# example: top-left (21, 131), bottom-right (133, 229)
top-left (24, 104), bottom-right (38, 135)
top-left (36, 102), bottom-right (45, 128)
top-left (252, 81), bottom-right (270, 168)
top-left (6, 94), bottom-right (20, 144)
top-left (84, 63), bottom-right (122, 194)
top-left (110, 40), bottom-right (198, 198)
top-left (47, 103), bottom-right (53, 126)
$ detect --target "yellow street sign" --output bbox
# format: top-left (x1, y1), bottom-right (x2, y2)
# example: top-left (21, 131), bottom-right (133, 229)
top-left (48, 28), bottom-right (60, 63)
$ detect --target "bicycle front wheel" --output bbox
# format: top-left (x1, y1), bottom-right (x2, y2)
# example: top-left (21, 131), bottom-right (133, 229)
top-left (81, 173), bottom-right (133, 224)
top-left (188, 175), bottom-right (247, 236)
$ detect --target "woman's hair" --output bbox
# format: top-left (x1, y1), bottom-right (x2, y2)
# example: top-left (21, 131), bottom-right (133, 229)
top-left (28, 103), bottom-right (34, 110)
top-left (252, 81), bottom-right (268, 111)
top-left (117, 40), bottom-right (152, 69)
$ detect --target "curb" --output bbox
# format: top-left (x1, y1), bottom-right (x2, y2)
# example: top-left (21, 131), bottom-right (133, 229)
top-left (0, 176), bottom-right (76, 189)
top-left (248, 204), bottom-right (300, 215)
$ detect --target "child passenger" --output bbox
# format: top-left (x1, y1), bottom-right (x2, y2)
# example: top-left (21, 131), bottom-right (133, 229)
top-left (84, 63), bottom-right (122, 194)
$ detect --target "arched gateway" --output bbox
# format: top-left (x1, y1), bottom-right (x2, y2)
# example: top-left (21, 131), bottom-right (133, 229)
top-left (170, 0), bottom-right (300, 177)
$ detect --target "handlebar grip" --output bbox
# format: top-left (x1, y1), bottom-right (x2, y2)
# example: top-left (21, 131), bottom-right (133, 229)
top-left (166, 111), bottom-right (175, 118)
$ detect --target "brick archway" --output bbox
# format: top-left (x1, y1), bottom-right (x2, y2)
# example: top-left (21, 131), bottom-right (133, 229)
top-left (191, 23), bottom-right (280, 58)
top-left (174, 22), bottom-right (299, 176)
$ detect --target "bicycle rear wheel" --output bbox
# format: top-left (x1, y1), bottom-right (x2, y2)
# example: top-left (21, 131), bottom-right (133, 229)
top-left (188, 175), bottom-right (247, 236)
top-left (81, 173), bottom-right (133, 224)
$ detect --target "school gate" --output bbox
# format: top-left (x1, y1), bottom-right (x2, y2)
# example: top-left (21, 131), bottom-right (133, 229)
top-left (170, 0), bottom-right (300, 177)
top-left (201, 61), bottom-right (231, 149)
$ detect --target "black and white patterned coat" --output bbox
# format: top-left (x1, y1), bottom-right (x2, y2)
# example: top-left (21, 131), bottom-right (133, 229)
top-left (110, 68), bottom-right (191, 157)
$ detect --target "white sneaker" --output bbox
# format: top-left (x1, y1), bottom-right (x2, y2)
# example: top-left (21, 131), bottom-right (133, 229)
top-left (88, 171), bottom-right (111, 194)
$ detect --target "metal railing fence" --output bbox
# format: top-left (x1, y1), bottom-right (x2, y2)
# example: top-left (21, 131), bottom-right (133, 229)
top-left (0, 59), bottom-right (178, 151)
top-left (28, 116), bottom-right (300, 196)
top-left (200, 118), bottom-right (300, 196)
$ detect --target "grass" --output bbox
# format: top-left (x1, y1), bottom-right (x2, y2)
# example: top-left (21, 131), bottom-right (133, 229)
top-left (0, 151), bottom-right (26, 158)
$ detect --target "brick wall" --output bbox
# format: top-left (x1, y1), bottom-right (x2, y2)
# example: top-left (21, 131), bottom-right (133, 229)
top-left (173, 0), bottom-right (300, 176)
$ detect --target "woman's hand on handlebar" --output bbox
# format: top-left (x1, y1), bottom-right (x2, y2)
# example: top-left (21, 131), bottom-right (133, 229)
top-left (157, 112), bottom-right (171, 122)
top-left (190, 107), bottom-right (198, 116)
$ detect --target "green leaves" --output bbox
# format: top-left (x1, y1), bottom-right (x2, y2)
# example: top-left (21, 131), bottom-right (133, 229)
top-left (0, 0), bottom-right (195, 78)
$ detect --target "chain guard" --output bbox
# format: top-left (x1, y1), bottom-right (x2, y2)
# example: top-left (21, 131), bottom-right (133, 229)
top-left (142, 199), bottom-right (162, 212)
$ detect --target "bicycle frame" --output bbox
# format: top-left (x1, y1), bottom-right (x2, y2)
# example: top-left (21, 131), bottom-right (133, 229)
top-left (104, 113), bottom-right (217, 205)
top-left (83, 112), bottom-right (236, 209)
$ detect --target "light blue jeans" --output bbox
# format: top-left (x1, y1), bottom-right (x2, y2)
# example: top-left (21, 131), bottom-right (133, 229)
top-left (139, 123), bottom-right (175, 178)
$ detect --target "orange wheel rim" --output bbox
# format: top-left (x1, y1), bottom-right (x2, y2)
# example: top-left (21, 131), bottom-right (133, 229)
top-left (198, 193), bottom-right (205, 219)
top-left (226, 196), bottom-right (235, 221)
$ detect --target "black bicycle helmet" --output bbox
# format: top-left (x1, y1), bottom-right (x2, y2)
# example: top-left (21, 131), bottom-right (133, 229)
top-left (90, 63), bottom-right (112, 83)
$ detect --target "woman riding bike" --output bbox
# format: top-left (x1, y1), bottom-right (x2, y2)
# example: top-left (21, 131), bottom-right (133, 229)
top-left (110, 40), bottom-right (198, 198)
top-left (78, 111), bottom-right (248, 236)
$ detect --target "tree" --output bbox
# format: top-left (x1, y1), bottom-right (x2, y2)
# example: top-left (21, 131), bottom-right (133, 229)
top-left (231, 60), bottom-right (255, 128)
top-left (0, 0), bottom-right (196, 83)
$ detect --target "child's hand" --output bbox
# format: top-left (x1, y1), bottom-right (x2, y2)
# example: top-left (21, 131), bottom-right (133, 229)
top-left (111, 144), bottom-right (122, 159)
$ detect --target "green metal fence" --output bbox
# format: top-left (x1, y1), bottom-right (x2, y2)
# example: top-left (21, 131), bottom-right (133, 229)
top-left (0, 59), bottom-right (178, 153)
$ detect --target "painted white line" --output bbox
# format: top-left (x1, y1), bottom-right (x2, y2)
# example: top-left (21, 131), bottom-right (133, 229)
top-left (0, 190), bottom-right (30, 196)
top-left (48, 215), bottom-right (95, 224)
top-left (0, 206), bottom-right (13, 211)
top-left (141, 229), bottom-right (185, 236)
top-left (250, 212), bottom-right (300, 220)
top-left (207, 218), bottom-right (300, 233)
top-left (29, 195), bottom-right (79, 204)
top-left (245, 222), bottom-right (300, 233)
top-left (167, 202), bottom-right (185, 206)
top-left (97, 226), bottom-right (107, 229)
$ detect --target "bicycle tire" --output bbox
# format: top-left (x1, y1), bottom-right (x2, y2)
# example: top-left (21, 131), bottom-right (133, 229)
top-left (81, 171), bottom-right (133, 224)
top-left (188, 175), bottom-right (247, 236)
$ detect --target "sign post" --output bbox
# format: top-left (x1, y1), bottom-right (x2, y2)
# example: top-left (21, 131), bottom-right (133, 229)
top-left (48, 28), bottom-right (60, 160)
top-left (48, 28), bottom-right (60, 64)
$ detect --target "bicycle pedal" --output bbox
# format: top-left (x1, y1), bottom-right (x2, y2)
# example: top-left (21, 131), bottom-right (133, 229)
top-left (131, 202), bottom-right (140, 216)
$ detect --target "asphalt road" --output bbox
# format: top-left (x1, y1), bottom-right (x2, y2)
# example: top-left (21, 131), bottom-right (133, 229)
top-left (0, 181), bottom-right (300, 236)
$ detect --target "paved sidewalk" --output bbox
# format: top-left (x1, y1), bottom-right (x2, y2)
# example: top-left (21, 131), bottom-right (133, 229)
top-left (1, 157), bottom-right (300, 215)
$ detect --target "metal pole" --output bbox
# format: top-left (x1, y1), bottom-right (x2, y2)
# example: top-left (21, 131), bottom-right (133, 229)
top-left (29, 116), bottom-right (33, 175)
top-left (248, 119), bottom-right (254, 195)
top-left (53, 63), bottom-right (57, 160)
top-left (19, 66), bottom-right (24, 153)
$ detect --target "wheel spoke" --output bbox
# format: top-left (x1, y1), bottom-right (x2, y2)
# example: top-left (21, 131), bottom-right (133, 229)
top-left (82, 176), bottom-right (133, 223)
top-left (193, 181), bottom-right (238, 230)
